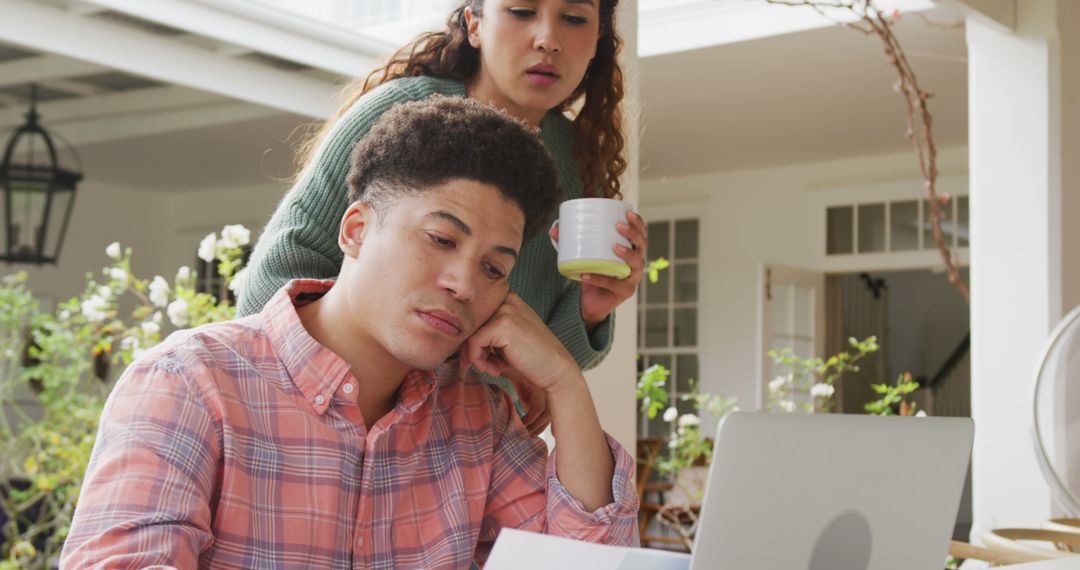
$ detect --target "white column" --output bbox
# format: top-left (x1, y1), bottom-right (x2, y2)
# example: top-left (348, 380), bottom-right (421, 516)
top-left (584, 0), bottom-right (639, 451)
top-left (967, 0), bottom-right (1079, 534)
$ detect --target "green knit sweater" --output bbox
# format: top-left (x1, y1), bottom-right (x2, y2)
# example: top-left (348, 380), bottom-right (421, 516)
top-left (237, 76), bottom-right (613, 372)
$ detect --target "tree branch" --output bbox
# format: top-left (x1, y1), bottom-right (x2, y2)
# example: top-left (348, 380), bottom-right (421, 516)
top-left (765, 0), bottom-right (970, 302)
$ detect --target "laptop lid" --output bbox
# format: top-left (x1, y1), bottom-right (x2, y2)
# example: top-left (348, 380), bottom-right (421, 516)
top-left (689, 412), bottom-right (973, 570)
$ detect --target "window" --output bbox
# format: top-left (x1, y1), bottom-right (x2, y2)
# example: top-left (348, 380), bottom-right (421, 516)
top-left (637, 217), bottom-right (700, 438)
top-left (826, 196), bottom-right (969, 256)
top-left (194, 245), bottom-right (252, 304)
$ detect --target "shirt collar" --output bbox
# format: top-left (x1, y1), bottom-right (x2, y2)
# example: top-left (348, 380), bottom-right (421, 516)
top-left (261, 279), bottom-right (441, 416)
top-left (262, 279), bottom-right (352, 414)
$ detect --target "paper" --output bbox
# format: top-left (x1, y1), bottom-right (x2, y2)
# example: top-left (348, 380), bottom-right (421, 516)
top-left (486, 528), bottom-right (691, 570)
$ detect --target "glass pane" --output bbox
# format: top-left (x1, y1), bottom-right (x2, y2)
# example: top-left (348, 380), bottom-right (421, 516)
top-left (9, 182), bottom-right (48, 258)
top-left (645, 257), bottom-right (670, 304)
top-left (676, 354), bottom-right (699, 393)
top-left (42, 191), bottom-right (73, 259)
top-left (889, 200), bottom-right (919, 251)
top-left (674, 219), bottom-right (699, 259)
top-left (648, 221), bottom-right (671, 260)
top-left (646, 408), bottom-right (669, 438)
top-left (858, 203), bottom-right (886, 253)
top-left (923, 199), bottom-right (953, 250)
top-left (650, 354), bottom-right (673, 374)
top-left (673, 308), bottom-right (697, 347)
top-left (673, 262), bottom-right (698, 303)
top-left (826, 206), bottom-right (854, 255)
top-left (645, 308), bottom-right (668, 347)
top-left (793, 285), bottom-right (813, 338)
top-left (793, 339), bottom-right (815, 360)
top-left (675, 398), bottom-right (696, 418)
top-left (771, 283), bottom-right (793, 335)
top-left (957, 195), bottom-right (969, 247)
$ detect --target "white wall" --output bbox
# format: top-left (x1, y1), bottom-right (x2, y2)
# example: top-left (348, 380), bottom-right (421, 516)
top-left (640, 146), bottom-right (969, 424)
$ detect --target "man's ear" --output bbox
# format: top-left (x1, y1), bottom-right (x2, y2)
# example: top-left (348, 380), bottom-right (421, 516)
top-left (339, 201), bottom-right (372, 259)
top-left (464, 6), bottom-right (481, 49)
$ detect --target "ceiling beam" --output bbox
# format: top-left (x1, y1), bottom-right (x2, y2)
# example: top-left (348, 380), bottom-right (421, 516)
top-left (0, 54), bottom-right (109, 88)
top-left (936, 0), bottom-right (1016, 33)
top-left (0, 85), bottom-right (228, 129)
top-left (7, 101), bottom-right (282, 150)
top-left (74, 0), bottom-right (386, 77)
top-left (0, 0), bottom-right (337, 119)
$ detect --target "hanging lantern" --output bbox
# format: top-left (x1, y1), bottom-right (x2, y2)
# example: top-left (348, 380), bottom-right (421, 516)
top-left (0, 85), bottom-right (82, 265)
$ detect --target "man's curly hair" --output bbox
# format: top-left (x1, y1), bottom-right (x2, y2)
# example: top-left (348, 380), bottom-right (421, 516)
top-left (346, 96), bottom-right (563, 241)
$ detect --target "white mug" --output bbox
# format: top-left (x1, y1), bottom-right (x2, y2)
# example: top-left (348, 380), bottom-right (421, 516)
top-left (550, 198), bottom-right (632, 281)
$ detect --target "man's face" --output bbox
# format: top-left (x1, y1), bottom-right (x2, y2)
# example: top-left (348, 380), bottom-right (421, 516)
top-left (338, 179), bottom-right (525, 370)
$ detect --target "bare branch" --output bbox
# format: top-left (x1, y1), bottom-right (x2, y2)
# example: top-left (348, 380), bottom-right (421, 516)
top-left (768, 0), bottom-right (970, 302)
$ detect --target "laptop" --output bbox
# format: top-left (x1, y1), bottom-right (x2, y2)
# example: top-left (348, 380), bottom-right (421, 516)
top-left (689, 411), bottom-right (974, 570)
top-left (487, 412), bottom-right (973, 570)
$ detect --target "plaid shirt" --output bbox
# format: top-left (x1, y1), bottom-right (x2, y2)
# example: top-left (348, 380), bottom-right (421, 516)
top-left (61, 280), bottom-right (638, 569)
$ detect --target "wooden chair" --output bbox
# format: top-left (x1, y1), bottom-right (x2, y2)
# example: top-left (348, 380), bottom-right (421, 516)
top-left (948, 527), bottom-right (1080, 566)
top-left (636, 438), bottom-right (680, 548)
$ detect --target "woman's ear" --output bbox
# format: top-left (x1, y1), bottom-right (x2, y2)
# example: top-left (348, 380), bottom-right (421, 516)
top-left (339, 202), bottom-right (371, 259)
top-left (464, 6), bottom-right (481, 48)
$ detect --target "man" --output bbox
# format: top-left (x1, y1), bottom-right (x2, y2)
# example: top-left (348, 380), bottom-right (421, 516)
top-left (61, 97), bottom-right (638, 569)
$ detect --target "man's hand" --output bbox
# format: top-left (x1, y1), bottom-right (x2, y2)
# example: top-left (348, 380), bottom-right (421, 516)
top-left (462, 294), bottom-right (615, 510)
top-left (459, 293), bottom-right (580, 396)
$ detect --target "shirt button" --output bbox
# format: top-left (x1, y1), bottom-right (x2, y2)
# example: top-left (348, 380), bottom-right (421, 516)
top-left (314, 394), bottom-right (326, 405)
top-left (356, 535), bottom-right (364, 547)
top-left (343, 383), bottom-right (355, 394)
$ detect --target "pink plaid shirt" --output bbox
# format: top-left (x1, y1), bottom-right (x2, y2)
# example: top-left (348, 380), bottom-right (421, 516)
top-left (61, 280), bottom-right (638, 569)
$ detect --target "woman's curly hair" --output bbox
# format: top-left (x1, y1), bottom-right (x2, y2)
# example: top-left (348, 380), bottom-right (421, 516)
top-left (295, 0), bottom-right (625, 200)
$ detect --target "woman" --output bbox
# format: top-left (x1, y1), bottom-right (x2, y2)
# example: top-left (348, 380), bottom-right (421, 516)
top-left (238, 0), bottom-right (646, 430)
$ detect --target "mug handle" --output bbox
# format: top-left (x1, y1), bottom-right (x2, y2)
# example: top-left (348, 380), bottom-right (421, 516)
top-left (549, 219), bottom-right (559, 252)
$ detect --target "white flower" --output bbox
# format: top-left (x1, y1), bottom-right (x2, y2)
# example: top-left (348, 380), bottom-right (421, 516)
top-left (153, 311), bottom-right (163, 324)
top-left (105, 241), bottom-right (122, 260)
top-left (109, 267), bottom-right (128, 282)
top-left (58, 310), bottom-right (71, 321)
top-left (219, 225), bottom-right (251, 249)
top-left (662, 407), bottom-right (678, 422)
top-left (81, 295), bottom-right (108, 322)
top-left (228, 266), bottom-right (250, 296)
top-left (141, 321), bottom-right (160, 335)
top-left (197, 233), bottom-right (218, 263)
top-left (167, 298), bottom-right (190, 327)
top-left (97, 285), bottom-right (113, 299)
top-left (768, 376), bottom-right (788, 394)
top-left (810, 383), bottom-right (835, 399)
top-left (677, 414), bottom-right (700, 428)
top-left (915, 410), bottom-right (927, 417)
top-left (176, 266), bottom-right (191, 284)
top-left (120, 336), bottom-right (138, 352)
top-left (778, 400), bottom-right (796, 413)
top-left (149, 276), bottom-right (170, 308)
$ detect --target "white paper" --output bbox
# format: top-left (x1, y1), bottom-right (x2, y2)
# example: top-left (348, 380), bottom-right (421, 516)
top-left (486, 528), bottom-right (692, 570)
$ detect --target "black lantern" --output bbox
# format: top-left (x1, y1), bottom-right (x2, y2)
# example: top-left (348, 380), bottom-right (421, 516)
top-left (0, 85), bottom-right (82, 265)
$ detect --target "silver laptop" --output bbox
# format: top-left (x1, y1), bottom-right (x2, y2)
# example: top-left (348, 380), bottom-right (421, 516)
top-left (689, 412), bottom-right (973, 570)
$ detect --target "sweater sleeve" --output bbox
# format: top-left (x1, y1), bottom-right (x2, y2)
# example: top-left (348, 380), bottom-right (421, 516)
top-left (547, 285), bottom-right (614, 371)
top-left (236, 81), bottom-right (424, 316)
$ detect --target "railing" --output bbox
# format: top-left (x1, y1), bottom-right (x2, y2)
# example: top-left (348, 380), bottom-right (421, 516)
top-left (924, 332), bottom-right (971, 418)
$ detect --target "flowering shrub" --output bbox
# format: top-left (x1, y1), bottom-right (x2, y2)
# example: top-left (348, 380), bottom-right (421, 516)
top-left (0, 225), bottom-right (250, 569)
top-left (765, 336), bottom-right (880, 414)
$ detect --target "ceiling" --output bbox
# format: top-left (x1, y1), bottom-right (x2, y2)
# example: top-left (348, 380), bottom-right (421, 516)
top-left (638, 9), bottom-right (968, 179)
top-left (0, 0), bottom-right (969, 191)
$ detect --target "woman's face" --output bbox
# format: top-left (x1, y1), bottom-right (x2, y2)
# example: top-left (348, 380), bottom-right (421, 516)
top-left (465, 0), bottom-right (602, 126)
